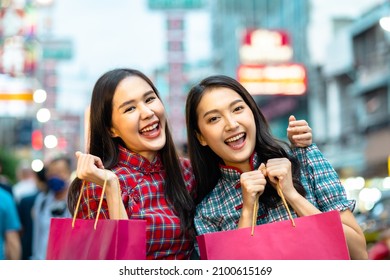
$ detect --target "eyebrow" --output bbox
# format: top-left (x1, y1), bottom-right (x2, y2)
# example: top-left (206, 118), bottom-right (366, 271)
top-left (117, 90), bottom-right (155, 110)
top-left (202, 99), bottom-right (244, 118)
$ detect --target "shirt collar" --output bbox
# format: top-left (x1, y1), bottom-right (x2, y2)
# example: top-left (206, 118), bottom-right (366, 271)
top-left (219, 151), bottom-right (261, 181)
top-left (118, 145), bottom-right (163, 174)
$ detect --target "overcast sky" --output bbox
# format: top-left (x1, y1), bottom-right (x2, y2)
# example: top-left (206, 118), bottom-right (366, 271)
top-left (42, 0), bottom-right (211, 113)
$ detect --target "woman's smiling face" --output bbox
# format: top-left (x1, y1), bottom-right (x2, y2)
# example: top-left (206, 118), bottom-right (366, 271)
top-left (195, 87), bottom-right (256, 171)
top-left (110, 76), bottom-right (166, 162)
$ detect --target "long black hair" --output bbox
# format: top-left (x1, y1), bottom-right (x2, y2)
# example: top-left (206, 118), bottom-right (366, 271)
top-left (185, 75), bottom-right (306, 206)
top-left (68, 68), bottom-right (194, 236)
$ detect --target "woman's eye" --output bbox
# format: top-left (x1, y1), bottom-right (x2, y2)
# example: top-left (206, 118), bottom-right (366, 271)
top-left (233, 105), bottom-right (244, 112)
top-left (208, 116), bottom-right (218, 123)
top-left (146, 96), bottom-right (156, 103)
top-left (124, 106), bottom-right (136, 113)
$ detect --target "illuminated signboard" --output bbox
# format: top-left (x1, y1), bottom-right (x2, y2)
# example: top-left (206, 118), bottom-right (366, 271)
top-left (0, 75), bottom-right (33, 101)
top-left (237, 64), bottom-right (307, 95)
top-left (239, 29), bottom-right (293, 64)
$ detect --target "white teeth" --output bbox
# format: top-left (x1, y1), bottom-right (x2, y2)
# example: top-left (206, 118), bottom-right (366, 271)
top-left (140, 123), bottom-right (158, 133)
top-left (225, 133), bottom-right (244, 143)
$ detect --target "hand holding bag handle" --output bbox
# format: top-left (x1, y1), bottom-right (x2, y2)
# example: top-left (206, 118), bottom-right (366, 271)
top-left (72, 170), bottom-right (121, 229)
top-left (251, 165), bottom-right (295, 236)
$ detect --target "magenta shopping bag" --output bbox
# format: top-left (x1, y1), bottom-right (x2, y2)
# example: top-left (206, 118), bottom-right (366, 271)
top-left (196, 210), bottom-right (350, 260)
top-left (46, 177), bottom-right (147, 260)
top-left (46, 218), bottom-right (146, 260)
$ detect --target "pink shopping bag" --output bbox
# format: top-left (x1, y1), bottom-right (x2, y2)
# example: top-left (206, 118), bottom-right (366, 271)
top-left (46, 177), bottom-right (147, 260)
top-left (46, 218), bottom-right (146, 260)
top-left (196, 210), bottom-right (350, 260)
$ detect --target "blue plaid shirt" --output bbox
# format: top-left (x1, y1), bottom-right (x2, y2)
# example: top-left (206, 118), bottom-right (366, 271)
top-left (194, 144), bottom-right (355, 235)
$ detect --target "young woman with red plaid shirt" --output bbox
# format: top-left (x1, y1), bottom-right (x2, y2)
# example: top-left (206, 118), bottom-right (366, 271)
top-left (67, 69), bottom-right (195, 259)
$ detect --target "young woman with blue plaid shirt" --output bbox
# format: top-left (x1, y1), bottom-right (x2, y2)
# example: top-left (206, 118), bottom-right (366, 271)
top-left (185, 75), bottom-right (368, 259)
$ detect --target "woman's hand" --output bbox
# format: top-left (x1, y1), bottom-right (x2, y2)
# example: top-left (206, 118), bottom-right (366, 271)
top-left (287, 115), bottom-right (312, 148)
top-left (240, 168), bottom-right (266, 208)
top-left (75, 151), bottom-right (116, 186)
top-left (75, 151), bottom-right (127, 219)
top-left (238, 165), bottom-right (266, 229)
top-left (262, 158), bottom-right (296, 199)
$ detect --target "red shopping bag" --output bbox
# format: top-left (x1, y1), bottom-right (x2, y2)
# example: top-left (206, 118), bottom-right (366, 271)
top-left (46, 218), bottom-right (146, 260)
top-left (196, 210), bottom-right (350, 260)
top-left (46, 176), bottom-right (147, 260)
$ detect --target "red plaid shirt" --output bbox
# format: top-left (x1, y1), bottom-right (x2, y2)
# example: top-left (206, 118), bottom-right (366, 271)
top-left (76, 145), bottom-right (196, 259)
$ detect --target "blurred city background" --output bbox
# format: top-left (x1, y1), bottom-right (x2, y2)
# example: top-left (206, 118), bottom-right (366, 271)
top-left (1, 0), bottom-right (390, 250)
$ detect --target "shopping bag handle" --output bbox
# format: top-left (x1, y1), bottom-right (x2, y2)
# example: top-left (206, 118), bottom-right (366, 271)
top-left (251, 180), bottom-right (295, 236)
top-left (72, 170), bottom-right (109, 230)
top-left (275, 181), bottom-right (295, 227)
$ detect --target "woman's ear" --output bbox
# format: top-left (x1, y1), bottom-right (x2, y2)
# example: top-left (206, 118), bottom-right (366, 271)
top-left (195, 131), bottom-right (207, 146)
top-left (110, 127), bottom-right (118, 138)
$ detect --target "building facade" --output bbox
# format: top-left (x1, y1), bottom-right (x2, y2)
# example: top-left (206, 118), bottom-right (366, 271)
top-left (323, 1), bottom-right (390, 183)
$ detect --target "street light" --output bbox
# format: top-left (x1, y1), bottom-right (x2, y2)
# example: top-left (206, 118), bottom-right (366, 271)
top-left (36, 107), bottom-right (51, 123)
top-left (31, 159), bottom-right (44, 172)
top-left (44, 134), bottom-right (57, 148)
top-left (379, 16), bottom-right (390, 32)
top-left (33, 89), bottom-right (47, 103)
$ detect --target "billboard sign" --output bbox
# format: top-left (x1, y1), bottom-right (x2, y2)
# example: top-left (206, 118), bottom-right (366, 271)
top-left (239, 29), bottom-right (293, 64)
top-left (237, 64), bottom-right (307, 95)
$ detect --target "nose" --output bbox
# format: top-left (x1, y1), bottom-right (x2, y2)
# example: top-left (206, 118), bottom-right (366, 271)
top-left (225, 117), bottom-right (239, 131)
top-left (140, 104), bottom-right (155, 119)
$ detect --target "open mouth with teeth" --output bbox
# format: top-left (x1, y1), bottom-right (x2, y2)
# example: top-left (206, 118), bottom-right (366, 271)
top-left (225, 132), bottom-right (246, 148)
top-left (140, 122), bottom-right (160, 136)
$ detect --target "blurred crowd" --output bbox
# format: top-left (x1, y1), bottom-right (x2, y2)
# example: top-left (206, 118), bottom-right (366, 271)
top-left (1, 156), bottom-right (72, 260)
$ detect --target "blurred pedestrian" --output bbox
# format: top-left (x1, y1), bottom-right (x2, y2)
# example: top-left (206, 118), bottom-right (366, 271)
top-left (0, 187), bottom-right (21, 260)
top-left (12, 160), bottom-right (36, 204)
top-left (0, 159), bottom-right (13, 196)
top-left (31, 156), bottom-right (72, 260)
top-left (18, 167), bottom-right (47, 260)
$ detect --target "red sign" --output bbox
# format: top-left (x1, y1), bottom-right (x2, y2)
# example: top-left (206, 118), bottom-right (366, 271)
top-left (239, 29), bottom-right (293, 64)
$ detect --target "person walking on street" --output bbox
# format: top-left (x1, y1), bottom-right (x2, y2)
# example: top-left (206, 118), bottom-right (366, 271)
top-left (0, 187), bottom-right (21, 260)
top-left (18, 168), bottom-right (47, 259)
top-left (31, 157), bottom-right (72, 260)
